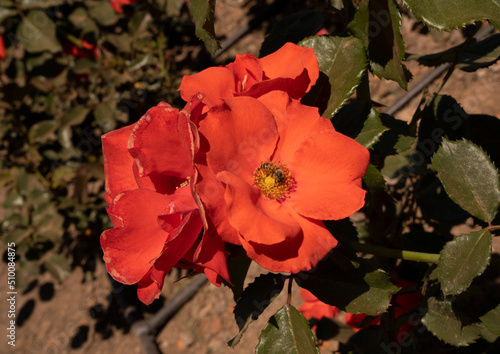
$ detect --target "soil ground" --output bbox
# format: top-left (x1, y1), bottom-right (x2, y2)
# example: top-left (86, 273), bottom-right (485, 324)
top-left (1, 1), bottom-right (500, 353)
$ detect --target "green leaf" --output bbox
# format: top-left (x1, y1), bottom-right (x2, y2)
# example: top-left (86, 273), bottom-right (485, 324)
top-left (44, 254), bottom-right (72, 282)
top-left (93, 103), bottom-right (116, 132)
top-left (68, 7), bottom-right (99, 37)
top-left (402, 0), bottom-right (500, 31)
top-left (417, 174), bottom-right (470, 223)
top-left (363, 163), bottom-right (386, 193)
top-left (224, 246), bottom-right (252, 302)
top-left (256, 305), bottom-right (319, 354)
top-left (51, 165), bottom-right (77, 189)
top-left (19, 0), bottom-right (64, 9)
top-left (332, 100), bottom-right (388, 149)
top-left (435, 230), bottom-right (491, 296)
top-left (28, 120), bottom-right (58, 144)
top-left (229, 273), bottom-right (285, 347)
top-left (88, 1), bottom-right (119, 26)
top-left (480, 303), bottom-right (500, 336)
top-left (35, 212), bottom-right (64, 242)
top-left (61, 105), bottom-right (90, 127)
top-left (0, 7), bottom-right (17, 24)
top-left (128, 11), bottom-right (153, 37)
top-left (355, 107), bottom-right (388, 149)
top-left (457, 33), bottom-right (500, 72)
top-left (348, 0), bottom-right (411, 89)
top-left (189, 0), bottom-right (219, 56)
top-left (300, 36), bottom-right (367, 118)
top-left (408, 33), bottom-right (500, 72)
top-left (73, 58), bottom-right (100, 75)
top-left (260, 10), bottom-right (324, 57)
top-left (106, 33), bottom-right (132, 54)
top-left (431, 139), bottom-right (500, 223)
top-left (4, 228), bottom-right (32, 245)
top-left (422, 297), bottom-right (481, 346)
top-left (1, 213), bottom-right (27, 231)
top-left (16, 10), bottom-right (62, 53)
top-left (372, 114), bottom-right (415, 156)
top-left (296, 249), bottom-right (398, 316)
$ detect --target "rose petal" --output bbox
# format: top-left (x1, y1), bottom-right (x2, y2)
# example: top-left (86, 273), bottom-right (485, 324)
top-left (225, 53), bottom-right (263, 92)
top-left (128, 104), bottom-right (193, 179)
top-left (259, 42), bottom-right (319, 96)
top-left (299, 288), bottom-right (339, 320)
top-left (180, 92), bottom-right (205, 126)
top-left (203, 268), bottom-right (223, 286)
top-left (153, 211), bottom-right (203, 279)
top-left (102, 124), bottom-right (137, 201)
top-left (217, 171), bottom-right (302, 246)
top-left (179, 67), bottom-right (236, 108)
top-left (196, 164), bottom-right (240, 245)
top-left (256, 91), bottom-right (332, 163)
top-left (136, 268), bottom-right (163, 305)
top-left (101, 189), bottom-right (173, 284)
top-left (241, 202), bottom-right (337, 273)
top-left (193, 230), bottom-right (230, 284)
top-left (288, 129), bottom-right (369, 220)
top-left (199, 96), bottom-right (279, 184)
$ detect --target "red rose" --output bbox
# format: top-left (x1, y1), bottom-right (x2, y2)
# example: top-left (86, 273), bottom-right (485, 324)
top-left (101, 97), bottom-right (229, 304)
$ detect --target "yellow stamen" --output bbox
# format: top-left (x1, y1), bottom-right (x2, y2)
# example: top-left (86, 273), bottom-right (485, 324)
top-left (176, 176), bottom-right (190, 189)
top-left (253, 161), bottom-right (295, 201)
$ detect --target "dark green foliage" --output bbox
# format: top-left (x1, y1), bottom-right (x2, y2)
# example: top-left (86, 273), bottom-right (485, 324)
top-left (256, 305), bottom-right (320, 354)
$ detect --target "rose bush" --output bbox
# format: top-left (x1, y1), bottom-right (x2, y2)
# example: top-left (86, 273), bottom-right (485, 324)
top-left (101, 96), bottom-right (229, 304)
top-left (180, 43), bottom-right (369, 273)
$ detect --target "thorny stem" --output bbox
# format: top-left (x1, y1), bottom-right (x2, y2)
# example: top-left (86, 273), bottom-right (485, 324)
top-left (488, 225), bottom-right (500, 233)
top-left (350, 241), bottom-right (440, 263)
top-left (356, 71), bottom-right (371, 102)
top-left (350, 241), bottom-right (500, 269)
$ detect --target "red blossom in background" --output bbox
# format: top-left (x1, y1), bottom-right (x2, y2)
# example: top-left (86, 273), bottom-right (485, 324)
top-left (299, 280), bottom-right (420, 335)
top-left (180, 43), bottom-right (369, 273)
top-left (0, 36), bottom-right (5, 60)
top-left (299, 288), bottom-right (339, 322)
top-left (110, 0), bottom-right (140, 13)
top-left (62, 40), bottom-right (99, 59)
top-left (100, 97), bottom-right (229, 304)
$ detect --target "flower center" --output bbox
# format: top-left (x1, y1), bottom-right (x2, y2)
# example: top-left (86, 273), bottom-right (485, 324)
top-left (176, 176), bottom-right (190, 189)
top-left (253, 161), bottom-right (295, 201)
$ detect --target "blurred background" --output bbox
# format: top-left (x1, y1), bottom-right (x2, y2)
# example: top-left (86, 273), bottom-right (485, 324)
top-left (1, 0), bottom-right (499, 353)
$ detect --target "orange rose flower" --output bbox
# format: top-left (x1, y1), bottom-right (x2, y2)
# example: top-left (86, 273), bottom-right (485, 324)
top-left (179, 42), bottom-right (319, 109)
top-left (101, 97), bottom-right (229, 304)
top-left (194, 90), bottom-right (369, 273)
top-left (180, 43), bottom-right (368, 273)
